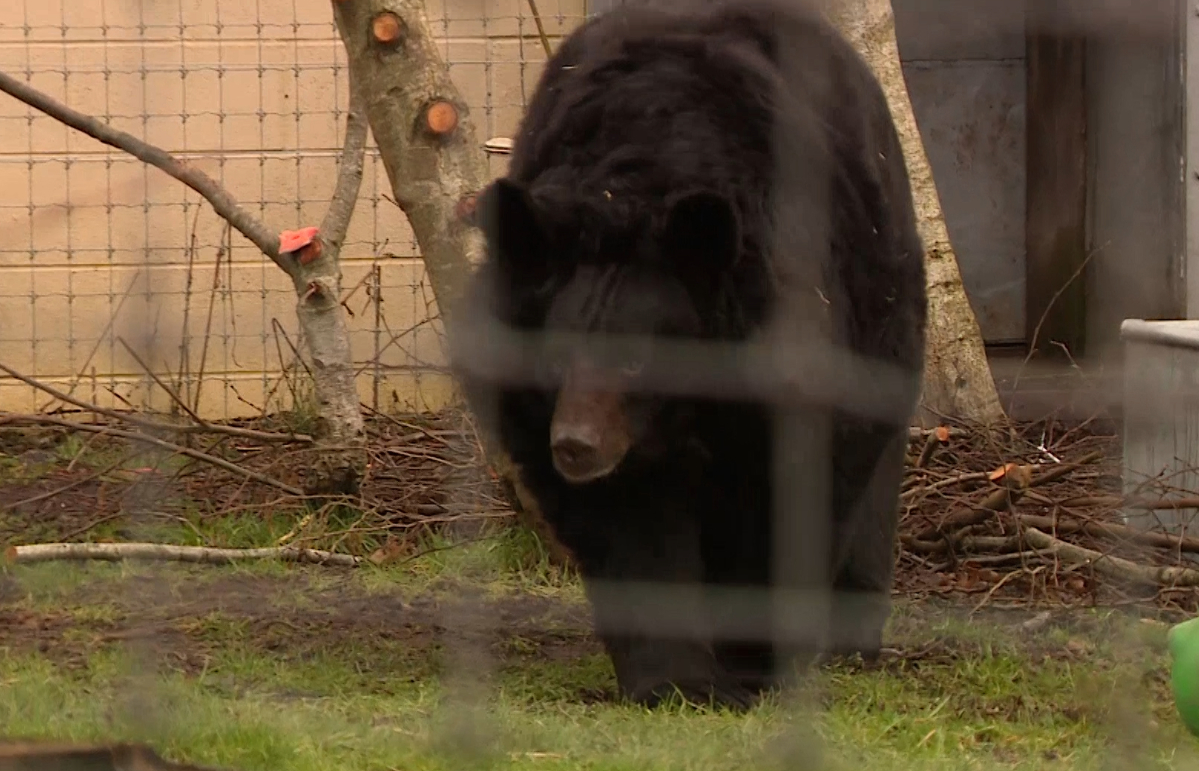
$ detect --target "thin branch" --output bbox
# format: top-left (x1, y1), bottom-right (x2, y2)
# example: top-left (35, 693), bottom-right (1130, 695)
top-left (39, 272), bottom-right (140, 413)
top-left (902, 470), bottom-right (992, 500)
top-left (320, 83), bottom-right (369, 248)
top-left (1016, 513), bottom-right (1199, 554)
top-left (525, 0), bottom-right (554, 58)
top-left (4, 541), bottom-right (360, 568)
top-left (0, 360), bottom-right (311, 444)
top-left (1062, 494), bottom-right (1199, 511)
top-left (1027, 450), bottom-right (1105, 487)
top-left (908, 426), bottom-right (968, 440)
top-left (0, 414), bottom-right (304, 497)
top-left (117, 337), bottom-right (208, 426)
top-left (0, 69), bottom-right (289, 274)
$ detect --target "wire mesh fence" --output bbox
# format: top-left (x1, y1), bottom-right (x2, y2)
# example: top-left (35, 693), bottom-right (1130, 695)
top-left (2, 1), bottom-right (1199, 770)
top-left (0, 0), bottom-right (584, 420)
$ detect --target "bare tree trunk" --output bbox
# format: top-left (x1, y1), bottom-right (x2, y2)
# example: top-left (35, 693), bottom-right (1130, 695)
top-left (291, 85), bottom-right (371, 493)
top-left (826, 0), bottom-right (1007, 426)
top-left (331, 0), bottom-right (489, 316)
top-left (330, 0), bottom-right (571, 564)
top-left (0, 73), bottom-right (369, 495)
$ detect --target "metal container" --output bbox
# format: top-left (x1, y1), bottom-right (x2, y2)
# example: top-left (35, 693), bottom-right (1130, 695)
top-left (1121, 319), bottom-right (1199, 563)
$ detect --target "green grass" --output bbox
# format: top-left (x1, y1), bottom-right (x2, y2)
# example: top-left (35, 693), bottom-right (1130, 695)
top-left (2, 626), bottom-right (1195, 771)
top-left (3, 533), bottom-right (1199, 770)
top-left (2, 433), bottom-right (1198, 769)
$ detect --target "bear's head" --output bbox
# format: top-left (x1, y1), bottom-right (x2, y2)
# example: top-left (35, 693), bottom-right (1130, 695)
top-left (474, 177), bottom-right (742, 485)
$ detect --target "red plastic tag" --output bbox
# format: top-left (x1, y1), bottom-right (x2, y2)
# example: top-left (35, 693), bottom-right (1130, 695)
top-left (279, 226), bottom-right (320, 254)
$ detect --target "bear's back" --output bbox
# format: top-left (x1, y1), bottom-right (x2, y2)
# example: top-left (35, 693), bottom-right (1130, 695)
top-left (483, 0), bottom-right (925, 369)
top-left (507, 0), bottom-right (861, 206)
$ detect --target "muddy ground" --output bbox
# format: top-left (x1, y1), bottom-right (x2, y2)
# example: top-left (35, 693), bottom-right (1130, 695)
top-left (0, 559), bottom-right (1182, 710)
top-left (1, 414), bottom-right (1195, 715)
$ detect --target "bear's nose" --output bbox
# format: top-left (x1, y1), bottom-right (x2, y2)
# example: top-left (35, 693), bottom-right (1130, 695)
top-left (552, 436), bottom-right (599, 470)
top-left (550, 428), bottom-right (604, 482)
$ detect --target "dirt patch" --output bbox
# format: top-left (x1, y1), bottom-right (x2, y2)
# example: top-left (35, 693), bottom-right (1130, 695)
top-left (0, 568), bottom-right (603, 686)
top-left (1, 472), bottom-right (120, 543)
top-left (1, 562), bottom-right (1167, 698)
top-left (0, 458), bottom-right (194, 546)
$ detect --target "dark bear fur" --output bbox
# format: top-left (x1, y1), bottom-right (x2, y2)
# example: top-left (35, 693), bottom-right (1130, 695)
top-left (449, 0), bottom-right (928, 710)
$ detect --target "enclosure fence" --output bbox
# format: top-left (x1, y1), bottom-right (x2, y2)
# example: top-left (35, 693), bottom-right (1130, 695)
top-left (0, 0), bottom-right (585, 421)
top-left (0, 2), bottom-right (1195, 770)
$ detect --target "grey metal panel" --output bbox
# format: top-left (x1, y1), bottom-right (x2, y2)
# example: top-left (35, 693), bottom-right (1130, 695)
top-left (1122, 318), bottom-right (1199, 349)
top-left (1121, 322), bottom-right (1199, 561)
top-left (893, 0), bottom-right (1028, 345)
top-left (894, 0), bottom-right (1026, 62)
top-left (1188, 0), bottom-right (1199, 319)
top-left (1087, 33), bottom-right (1186, 363)
top-left (902, 60), bottom-right (1028, 343)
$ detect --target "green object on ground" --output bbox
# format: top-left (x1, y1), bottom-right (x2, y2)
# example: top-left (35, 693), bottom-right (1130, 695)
top-left (1169, 616), bottom-right (1199, 737)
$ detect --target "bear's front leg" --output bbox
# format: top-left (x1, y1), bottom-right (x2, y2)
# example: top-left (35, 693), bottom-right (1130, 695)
top-left (829, 427), bottom-right (908, 662)
top-left (564, 502), bottom-right (754, 711)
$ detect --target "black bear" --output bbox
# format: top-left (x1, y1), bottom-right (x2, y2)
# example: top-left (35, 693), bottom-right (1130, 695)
top-left (449, 0), bottom-right (928, 710)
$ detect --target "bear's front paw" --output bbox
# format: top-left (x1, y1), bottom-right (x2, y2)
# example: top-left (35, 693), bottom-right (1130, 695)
top-left (628, 676), bottom-right (756, 712)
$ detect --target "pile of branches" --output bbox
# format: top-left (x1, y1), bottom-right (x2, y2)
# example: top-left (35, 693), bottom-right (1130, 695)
top-left (899, 422), bottom-right (1199, 609)
top-left (0, 362), bottom-right (513, 567)
top-left (6, 349), bottom-right (1199, 614)
top-left (182, 406), bottom-right (515, 560)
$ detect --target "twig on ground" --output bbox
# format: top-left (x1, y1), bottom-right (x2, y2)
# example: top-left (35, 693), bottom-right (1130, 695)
top-left (963, 551), bottom-right (1041, 567)
top-left (4, 541), bottom-right (361, 567)
top-left (1016, 513), bottom-right (1199, 555)
top-left (1063, 494), bottom-right (1199, 511)
top-left (915, 426), bottom-right (949, 469)
top-left (276, 512), bottom-right (315, 546)
top-left (902, 533), bottom-right (1022, 556)
top-left (57, 512), bottom-right (128, 542)
top-left (907, 426), bottom-right (969, 440)
top-left (902, 470), bottom-right (993, 500)
top-left (117, 337), bottom-right (210, 426)
top-left (971, 569), bottom-right (1026, 613)
top-left (1022, 527), bottom-right (1199, 588)
top-left (1027, 450), bottom-right (1105, 487)
top-left (909, 463), bottom-right (1034, 540)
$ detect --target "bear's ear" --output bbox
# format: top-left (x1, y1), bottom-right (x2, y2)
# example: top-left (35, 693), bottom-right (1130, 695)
top-left (475, 178), bottom-right (550, 282)
top-left (661, 190), bottom-right (741, 273)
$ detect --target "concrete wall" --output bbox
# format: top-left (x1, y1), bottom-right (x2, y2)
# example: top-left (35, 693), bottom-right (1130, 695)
top-left (0, 0), bottom-right (584, 419)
